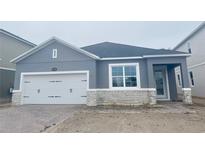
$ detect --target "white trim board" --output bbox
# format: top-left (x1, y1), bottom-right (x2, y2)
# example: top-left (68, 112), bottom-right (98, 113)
top-left (10, 37), bottom-right (100, 63)
top-left (88, 88), bottom-right (156, 91)
top-left (188, 61), bottom-right (205, 69)
top-left (101, 54), bottom-right (191, 60)
top-left (0, 67), bottom-right (16, 71)
top-left (0, 29), bottom-right (36, 47)
top-left (10, 36), bottom-right (191, 63)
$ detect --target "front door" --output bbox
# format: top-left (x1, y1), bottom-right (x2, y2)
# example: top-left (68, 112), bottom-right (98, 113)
top-left (154, 65), bottom-right (169, 100)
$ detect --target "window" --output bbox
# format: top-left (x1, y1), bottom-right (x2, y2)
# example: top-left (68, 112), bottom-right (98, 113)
top-left (189, 71), bottom-right (195, 86)
top-left (52, 49), bottom-right (58, 58)
top-left (109, 63), bottom-right (140, 88)
top-left (177, 74), bottom-right (181, 87)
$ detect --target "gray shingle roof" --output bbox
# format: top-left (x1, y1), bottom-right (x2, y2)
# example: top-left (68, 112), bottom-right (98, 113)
top-left (82, 42), bottom-right (188, 58)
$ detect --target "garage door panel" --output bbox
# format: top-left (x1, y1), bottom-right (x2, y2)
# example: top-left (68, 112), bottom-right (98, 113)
top-left (21, 73), bottom-right (87, 104)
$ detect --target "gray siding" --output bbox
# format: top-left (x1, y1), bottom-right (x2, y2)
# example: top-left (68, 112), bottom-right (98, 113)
top-left (0, 32), bottom-right (34, 69)
top-left (14, 41), bottom-right (96, 90)
top-left (146, 57), bottom-right (190, 89)
top-left (174, 26), bottom-right (205, 98)
top-left (0, 69), bottom-right (15, 102)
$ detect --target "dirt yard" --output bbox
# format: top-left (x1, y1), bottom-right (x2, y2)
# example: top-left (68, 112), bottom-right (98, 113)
top-left (48, 98), bottom-right (205, 133)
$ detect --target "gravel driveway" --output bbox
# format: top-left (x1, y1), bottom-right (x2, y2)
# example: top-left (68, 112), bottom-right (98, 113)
top-left (0, 104), bottom-right (86, 133)
top-left (1, 98), bottom-right (205, 133)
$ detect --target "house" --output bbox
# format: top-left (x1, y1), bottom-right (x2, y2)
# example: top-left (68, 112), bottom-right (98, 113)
top-left (174, 22), bottom-right (205, 99)
top-left (11, 37), bottom-right (192, 106)
top-left (0, 29), bottom-right (36, 103)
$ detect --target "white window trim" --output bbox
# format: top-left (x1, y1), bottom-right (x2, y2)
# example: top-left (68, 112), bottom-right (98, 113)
top-left (52, 49), bottom-right (58, 58)
top-left (108, 63), bottom-right (141, 89)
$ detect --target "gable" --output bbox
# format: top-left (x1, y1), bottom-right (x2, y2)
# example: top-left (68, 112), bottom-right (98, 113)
top-left (0, 32), bottom-right (34, 69)
top-left (18, 41), bottom-right (95, 64)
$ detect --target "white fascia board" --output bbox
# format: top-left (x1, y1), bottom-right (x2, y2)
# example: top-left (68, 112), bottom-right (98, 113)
top-left (100, 56), bottom-right (143, 60)
top-left (188, 61), bottom-right (205, 69)
top-left (10, 38), bottom-right (54, 63)
top-left (173, 22), bottom-right (205, 50)
top-left (10, 37), bottom-right (100, 63)
top-left (0, 29), bottom-right (36, 47)
top-left (52, 37), bottom-right (100, 60)
top-left (142, 54), bottom-right (191, 58)
top-left (0, 67), bottom-right (16, 71)
top-left (87, 88), bottom-right (156, 91)
top-left (99, 54), bottom-right (191, 60)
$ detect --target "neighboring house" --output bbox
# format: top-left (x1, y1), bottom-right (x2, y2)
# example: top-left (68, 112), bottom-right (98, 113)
top-left (0, 29), bottom-right (36, 103)
top-left (11, 37), bottom-right (192, 106)
top-left (174, 22), bottom-right (205, 98)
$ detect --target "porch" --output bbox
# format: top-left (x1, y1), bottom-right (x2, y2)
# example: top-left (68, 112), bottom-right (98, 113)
top-left (147, 57), bottom-right (192, 104)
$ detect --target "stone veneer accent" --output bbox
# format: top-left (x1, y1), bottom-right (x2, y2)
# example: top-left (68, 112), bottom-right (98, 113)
top-left (87, 89), bottom-right (156, 106)
top-left (182, 88), bottom-right (192, 104)
top-left (12, 91), bottom-right (22, 105)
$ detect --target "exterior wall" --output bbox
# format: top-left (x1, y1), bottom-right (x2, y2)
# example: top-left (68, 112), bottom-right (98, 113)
top-left (87, 89), bottom-right (156, 106)
top-left (147, 57), bottom-right (190, 89)
top-left (174, 26), bottom-right (205, 98)
top-left (14, 41), bottom-right (97, 90)
top-left (96, 59), bottom-right (148, 88)
top-left (0, 69), bottom-right (15, 103)
top-left (167, 65), bottom-right (178, 101)
top-left (0, 32), bottom-right (34, 69)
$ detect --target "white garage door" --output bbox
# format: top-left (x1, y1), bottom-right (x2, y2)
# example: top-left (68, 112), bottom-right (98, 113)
top-left (21, 73), bottom-right (87, 104)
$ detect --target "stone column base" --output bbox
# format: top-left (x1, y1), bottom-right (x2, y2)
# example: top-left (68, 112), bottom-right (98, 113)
top-left (182, 88), bottom-right (192, 104)
top-left (12, 91), bottom-right (22, 105)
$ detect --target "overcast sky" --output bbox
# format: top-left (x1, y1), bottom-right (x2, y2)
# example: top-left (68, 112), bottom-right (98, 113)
top-left (0, 21), bottom-right (202, 49)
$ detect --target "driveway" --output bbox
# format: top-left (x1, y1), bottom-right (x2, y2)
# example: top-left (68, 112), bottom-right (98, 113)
top-left (0, 104), bottom-right (86, 133)
top-left (1, 99), bottom-right (205, 133)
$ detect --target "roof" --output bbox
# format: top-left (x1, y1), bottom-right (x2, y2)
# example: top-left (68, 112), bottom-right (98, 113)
top-left (0, 29), bottom-right (36, 47)
top-left (173, 22), bottom-right (205, 50)
top-left (11, 38), bottom-right (191, 63)
top-left (82, 42), bottom-right (189, 59)
top-left (10, 37), bottom-right (100, 63)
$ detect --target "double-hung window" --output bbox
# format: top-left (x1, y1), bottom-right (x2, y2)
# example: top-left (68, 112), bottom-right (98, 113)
top-left (110, 63), bottom-right (140, 88)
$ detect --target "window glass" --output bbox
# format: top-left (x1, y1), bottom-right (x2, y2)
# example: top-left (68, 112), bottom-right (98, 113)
top-left (112, 77), bottom-right (124, 87)
top-left (111, 64), bottom-right (138, 88)
top-left (125, 77), bottom-right (137, 87)
top-left (189, 71), bottom-right (195, 86)
top-left (112, 66), bottom-right (123, 76)
top-left (125, 66), bottom-right (136, 76)
top-left (177, 74), bottom-right (181, 86)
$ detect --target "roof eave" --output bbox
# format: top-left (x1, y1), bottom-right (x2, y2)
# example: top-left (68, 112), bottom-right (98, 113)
top-left (0, 29), bottom-right (36, 47)
top-left (99, 53), bottom-right (191, 60)
top-left (173, 22), bottom-right (205, 50)
top-left (10, 37), bottom-right (100, 63)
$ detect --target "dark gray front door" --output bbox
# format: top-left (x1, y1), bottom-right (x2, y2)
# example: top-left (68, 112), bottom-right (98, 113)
top-left (154, 65), bottom-right (169, 100)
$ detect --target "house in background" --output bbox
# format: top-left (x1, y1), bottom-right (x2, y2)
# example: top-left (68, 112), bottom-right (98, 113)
top-left (0, 29), bottom-right (35, 103)
top-left (174, 22), bottom-right (205, 99)
top-left (11, 37), bottom-right (192, 106)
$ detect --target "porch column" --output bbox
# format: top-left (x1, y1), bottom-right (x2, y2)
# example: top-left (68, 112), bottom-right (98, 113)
top-left (147, 63), bottom-right (155, 88)
top-left (180, 60), bottom-right (192, 104)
